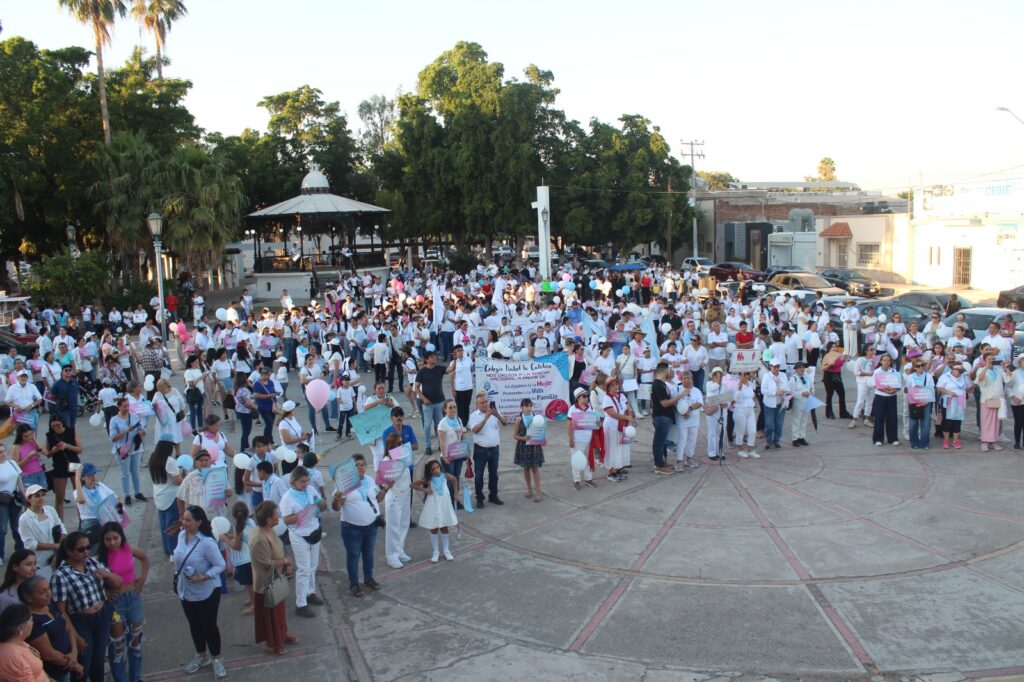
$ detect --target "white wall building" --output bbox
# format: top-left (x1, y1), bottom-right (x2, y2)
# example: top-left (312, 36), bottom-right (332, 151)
top-left (910, 179), bottom-right (1024, 290)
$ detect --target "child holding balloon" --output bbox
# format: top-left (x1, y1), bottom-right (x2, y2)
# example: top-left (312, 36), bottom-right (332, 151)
top-left (513, 398), bottom-right (545, 501)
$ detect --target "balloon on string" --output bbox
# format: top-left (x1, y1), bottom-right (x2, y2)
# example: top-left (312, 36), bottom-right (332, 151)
top-left (564, 282), bottom-right (576, 291)
top-left (176, 454), bottom-right (194, 471)
top-left (88, 412), bottom-right (103, 428)
top-left (233, 453), bottom-right (251, 470)
top-left (531, 415), bottom-right (546, 427)
top-left (205, 444), bottom-right (222, 463)
top-left (274, 445), bottom-right (292, 462)
top-left (281, 448), bottom-right (297, 464)
top-left (143, 375), bottom-right (155, 392)
top-left (211, 516), bottom-right (231, 538)
top-left (589, 280), bottom-right (598, 290)
top-left (169, 322), bottom-right (178, 334)
top-left (215, 308), bottom-right (228, 322)
top-left (878, 313), bottom-right (887, 323)
top-left (557, 281), bottom-right (565, 289)
top-left (562, 273), bottom-right (572, 282)
top-left (304, 379), bottom-right (330, 411)
top-left (570, 450), bottom-right (587, 473)
top-left (616, 289), bottom-right (624, 297)
top-left (416, 295), bottom-right (424, 303)
top-left (180, 421), bottom-right (192, 439)
top-left (552, 296), bottom-right (561, 304)
top-left (621, 286), bottom-right (631, 295)
top-left (426, 343), bottom-right (436, 352)
top-left (660, 323), bottom-right (672, 334)
top-left (624, 425), bottom-right (637, 438)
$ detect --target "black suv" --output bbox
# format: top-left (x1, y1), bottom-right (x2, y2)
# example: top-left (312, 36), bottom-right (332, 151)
top-left (819, 268), bottom-right (881, 297)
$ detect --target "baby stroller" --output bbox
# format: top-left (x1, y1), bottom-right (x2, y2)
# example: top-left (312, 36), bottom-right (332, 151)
top-left (76, 371), bottom-right (101, 416)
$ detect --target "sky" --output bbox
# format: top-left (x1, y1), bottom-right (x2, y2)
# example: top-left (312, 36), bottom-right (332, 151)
top-left (5, 0), bottom-right (1024, 193)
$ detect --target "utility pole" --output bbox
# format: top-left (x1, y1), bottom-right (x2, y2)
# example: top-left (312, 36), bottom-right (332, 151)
top-left (666, 175), bottom-right (673, 262)
top-left (681, 139), bottom-right (705, 258)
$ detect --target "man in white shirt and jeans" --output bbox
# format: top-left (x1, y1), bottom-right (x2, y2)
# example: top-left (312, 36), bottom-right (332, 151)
top-left (467, 392), bottom-right (508, 508)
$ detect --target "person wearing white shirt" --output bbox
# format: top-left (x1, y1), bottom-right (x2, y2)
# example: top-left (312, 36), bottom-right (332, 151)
top-left (449, 345), bottom-right (474, 426)
top-left (850, 346), bottom-right (876, 428)
top-left (467, 392), bottom-right (508, 506)
top-left (760, 359), bottom-right (791, 450)
top-left (279, 466), bottom-right (327, 615)
top-left (18, 484), bottom-right (67, 579)
top-left (981, 322), bottom-right (1013, 364)
top-left (923, 312), bottom-right (950, 346)
top-left (839, 300), bottom-right (861, 357)
top-left (331, 454), bottom-right (388, 597)
top-left (673, 371), bottom-right (704, 470)
top-left (705, 322), bottom-right (729, 376)
top-left (682, 336), bottom-right (709, 392)
top-left (871, 354), bottom-right (902, 446)
top-left (789, 363), bottom-right (813, 447)
top-left (732, 373), bottom-right (758, 458)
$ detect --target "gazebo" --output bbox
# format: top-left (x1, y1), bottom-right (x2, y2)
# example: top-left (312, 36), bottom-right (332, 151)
top-left (246, 163), bottom-right (391, 273)
top-left (245, 164), bottom-right (391, 302)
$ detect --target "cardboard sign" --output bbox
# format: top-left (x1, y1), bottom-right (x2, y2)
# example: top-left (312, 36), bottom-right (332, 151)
top-left (388, 443), bottom-right (414, 467)
top-left (570, 411), bottom-right (600, 431)
top-left (706, 390), bottom-right (734, 407)
top-left (908, 385), bottom-right (935, 404)
top-left (202, 465), bottom-right (229, 509)
top-left (874, 372), bottom-right (901, 390)
top-left (329, 458), bottom-right (360, 493)
top-left (729, 349), bottom-right (761, 373)
top-left (349, 404), bottom-right (393, 445)
top-left (375, 458), bottom-right (404, 485)
top-left (445, 441), bottom-right (469, 462)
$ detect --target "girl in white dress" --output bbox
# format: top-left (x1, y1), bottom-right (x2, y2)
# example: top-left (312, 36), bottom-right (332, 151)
top-left (601, 377), bottom-right (635, 482)
top-left (412, 459), bottom-right (459, 563)
top-left (567, 388), bottom-right (599, 489)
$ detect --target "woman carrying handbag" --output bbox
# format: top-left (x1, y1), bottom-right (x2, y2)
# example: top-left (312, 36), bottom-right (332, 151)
top-left (249, 500), bottom-right (297, 656)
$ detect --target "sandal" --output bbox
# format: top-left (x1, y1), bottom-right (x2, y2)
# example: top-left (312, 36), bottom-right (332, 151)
top-left (524, 490), bottom-right (533, 499)
top-left (533, 493), bottom-right (542, 503)
top-left (350, 585), bottom-right (364, 598)
top-left (284, 635), bottom-right (299, 645)
top-left (241, 605), bottom-right (254, 615)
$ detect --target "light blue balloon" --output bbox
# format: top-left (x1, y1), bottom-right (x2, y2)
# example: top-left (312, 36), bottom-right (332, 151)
top-left (589, 280), bottom-right (598, 290)
top-left (564, 281), bottom-right (576, 291)
top-left (621, 286), bottom-right (631, 295)
top-left (176, 454), bottom-right (194, 471)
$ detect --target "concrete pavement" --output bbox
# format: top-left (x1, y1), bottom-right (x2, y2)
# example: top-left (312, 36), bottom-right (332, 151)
top-left (60, 346), bottom-right (1024, 681)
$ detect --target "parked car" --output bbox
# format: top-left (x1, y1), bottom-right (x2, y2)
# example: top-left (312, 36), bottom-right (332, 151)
top-left (492, 244), bottom-right (514, 260)
top-left (941, 307), bottom-right (1024, 341)
top-left (818, 268), bottom-right (881, 297)
top-left (581, 258), bottom-right (609, 271)
top-left (767, 272), bottom-right (846, 296)
top-left (830, 300), bottom-right (931, 331)
top-left (523, 245), bottom-right (559, 265)
top-left (891, 290), bottom-right (974, 315)
top-left (997, 285), bottom-right (1024, 310)
top-left (708, 261), bottom-right (767, 282)
top-left (681, 256), bottom-right (715, 274)
top-left (764, 264), bottom-right (808, 280)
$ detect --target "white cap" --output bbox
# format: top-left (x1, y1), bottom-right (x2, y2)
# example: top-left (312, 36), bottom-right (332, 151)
top-left (282, 400), bottom-right (296, 412)
top-left (769, 358), bottom-right (782, 367)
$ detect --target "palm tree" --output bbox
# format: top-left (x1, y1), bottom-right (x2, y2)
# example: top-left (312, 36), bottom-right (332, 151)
top-left (131, 0), bottom-right (188, 85)
top-left (58, 0), bottom-right (128, 146)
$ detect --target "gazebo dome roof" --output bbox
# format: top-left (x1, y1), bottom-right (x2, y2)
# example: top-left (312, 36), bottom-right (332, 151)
top-left (301, 163), bottom-right (330, 194)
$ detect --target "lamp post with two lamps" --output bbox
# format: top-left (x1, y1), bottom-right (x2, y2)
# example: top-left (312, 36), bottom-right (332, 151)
top-left (146, 212), bottom-right (167, 342)
top-left (65, 225), bottom-right (78, 259)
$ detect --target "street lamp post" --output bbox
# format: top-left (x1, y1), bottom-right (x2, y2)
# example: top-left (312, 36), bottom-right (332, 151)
top-left (146, 212), bottom-right (167, 342)
top-left (246, 228), bottom-right (258, 270)
top-left (65, 225), bottom-right (77, 259)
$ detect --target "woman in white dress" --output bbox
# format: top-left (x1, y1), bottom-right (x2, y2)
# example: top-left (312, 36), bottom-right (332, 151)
top-left (615, 345), bottom-right (641, 419)
top-left (412, 459), bottom-right (459, 563)
top-left (567, 388), bottom-right (598, 489)
top-left (601, 377), bottom-right (635, 482)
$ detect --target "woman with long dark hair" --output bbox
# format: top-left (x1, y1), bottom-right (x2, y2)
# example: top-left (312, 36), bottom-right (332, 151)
top-left (0, 548), bottom-right (37, 612)
top-left (20, 574), bottom-right (82, 681)
top-left (44, 416), bottom-right (82, 520)
top-left (172, 505), bottom-right (227, 678)
top-left (148, 440), bottom-right (184, 557)
top-left (51, 531), bottom-right (123, 682)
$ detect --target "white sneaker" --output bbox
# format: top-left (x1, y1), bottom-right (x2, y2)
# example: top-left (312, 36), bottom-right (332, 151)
top-left (749, 451), bottom-right (761, 459)
top-left (891, 441), bottom-right (900, 446)
top-left (185, 654), bottom-right (211, 674)
top-left (399, 553), bottom-right (412, 562)
top-left (386, 558), bottom-right (404, 569)
top-left (875, 442), bottom-right (883, 447)
top-left (637, 413), bottom-right (646, 419)
top-left (686, 459), bottom-right (701, 469)
top-left (738, 451), bottom-right (749, 459)
top-left (848, 420), bottom-right (857, 429)
top-left (213, 658), bottom-right (227, 679)
top-left (443, 550), bottom-right (454, 561)
top-left (430, 551), bottom-right (439, 563)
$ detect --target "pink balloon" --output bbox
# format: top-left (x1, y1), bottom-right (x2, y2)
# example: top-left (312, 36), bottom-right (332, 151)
top-left (562, 273), bottom-right (571, 282)
top-left (305, 378), bottom-right (331, 411)
top-left (176, 322), bottom-right (190, 341)
top-left (180, 421), bottom-right (192, 439)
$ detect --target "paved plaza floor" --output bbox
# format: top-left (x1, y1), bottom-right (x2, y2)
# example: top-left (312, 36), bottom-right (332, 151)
top-left (75, 361), bottom-right (1024, 681)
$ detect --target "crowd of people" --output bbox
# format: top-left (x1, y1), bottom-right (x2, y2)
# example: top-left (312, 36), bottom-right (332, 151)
top-left (0, 257), bottom-right (1020, 680)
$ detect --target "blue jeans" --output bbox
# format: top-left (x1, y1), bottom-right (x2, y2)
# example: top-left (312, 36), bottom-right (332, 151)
top-left (472, 445), bottom-right (499, 500)
top-left (340, 521), bottom-right (378, 588)
top-left (259, 408), bottom-right (275, 443)
top-left (0, 500), bottom-right (24, 561)
top-left (109, 591), bottom-right (144, 682)
top-left (284, 338), bottom-right (297, 369)
top-left (909, 404), bottom-right (932, 449)
top-left (764, 404), bottom-right (786, 446)
top-left (238, 412), bottom-right (253, 451)
top-left (118, 450), bottom-right (143, 497)
top-left (57, 408), bottom-right (76, 431)
top-left (652, 416), bottom-right (673, 467)
top-left (188, 400), bottom-right (204, 433)
top-left (691, 369), bottom-right (705, 394)
top-left (421, 401), bottom-right (444, 451)
top-left (306, 401), bottom-right (332, 433)
top-left (21, 470), bottom-right (47, 489)
top-left (439, 331), bottom-right (454, 361)
top-left (71, 602), bottom-right (112, 682)
top-left (158, 503), bottom-right (179, 556)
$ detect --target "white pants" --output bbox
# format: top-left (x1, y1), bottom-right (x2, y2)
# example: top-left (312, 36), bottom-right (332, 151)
top-left (571, 431), bottom-right (594, 482)
top-left (675, 422), bottom-right (699, 460)
top-left (706, 411), bottom-right (724, 457)
top-left (384, 489), bottom-right (411, 562)
top-left (853, 379), bottom-right (873, 419)
top-left (843, 326), bottom-right (858, 355)
top-left (733, 407), bottom-right (757, 446)
top-left (790, 398), bottom-right (808, 440)
top-left (900, 391), bottom-right (910, 435)
top-left (288, 529), bottom-right (320, 607)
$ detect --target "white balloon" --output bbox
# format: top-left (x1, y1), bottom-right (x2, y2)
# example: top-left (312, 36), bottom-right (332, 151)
top-left (169, 322), bottom-right (178, 334)
top-left (282, 448), bottom-right (298, 464)
top-left (570, 450), bottom-right (587, 473)
top-left (552, 296), bottom-right (561, 304)
top-left (660, 323), bottom-right (672, 334)
top-left (232, 453), bottom-right (251, 470)
top-left (215, 308), bottom-right (228, 322)
top-left (88, 412), bottom-right (103, 428)
top-left (531, 415), bottom-right (545, 427)
top-left (624, 425), bottom-right (637, 438)
top-left (274, 445), bottom-right (292, 462)
top-left (878, 313), bottom-right (887, 323)
top-left (143, 376), bottom-right (155, 392)
top-left (211, 516), bottom-right (231, 538)
top-left (420, 330), bottom-right (431, 341)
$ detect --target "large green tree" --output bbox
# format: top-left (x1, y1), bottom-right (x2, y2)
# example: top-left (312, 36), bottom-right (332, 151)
top-left (57, 0), bottom-right (128, 146)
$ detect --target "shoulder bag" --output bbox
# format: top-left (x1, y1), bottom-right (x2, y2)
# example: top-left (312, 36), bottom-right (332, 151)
top-left (263, 566), bottom-right (290, 607)
top-left (171, 536), bottom-right (201, 592)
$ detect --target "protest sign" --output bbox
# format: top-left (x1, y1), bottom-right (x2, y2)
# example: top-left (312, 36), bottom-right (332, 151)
top-left (729, 349), bottom-right (761, 373)
top-left (202, 465), bottom-right (228, 509)
top-left (388, 443), bottom-right (414, 467)
top-left (476, 352), bottom-right (570, 420)
top-left (445, 441), bottom-right (469, 462)
top-left (350, 404), bottom-right (393, 445)
top-left (908, 385), bottom-right (935, 404)
top-left (570, 411), bottom-right (600, 431)
top-left (706, 390), bottom-right (734, 407)
top-left (375, 458), bottom-right (404, 485)
top-left (94, 493), bottom-right (130, 528)
top-left (330, 458), bottom-right (361, 493)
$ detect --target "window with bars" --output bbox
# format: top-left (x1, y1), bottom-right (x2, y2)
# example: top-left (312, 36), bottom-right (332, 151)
top-left (858, 243), bottom-right (881, 267)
